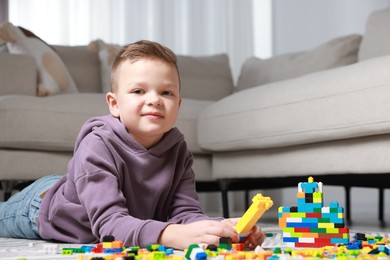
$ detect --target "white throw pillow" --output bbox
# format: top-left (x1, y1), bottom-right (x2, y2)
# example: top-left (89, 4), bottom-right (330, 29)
top-left (0, 22), bottom-right (78, 96)
top-left (236, 34), bottom-right (362, 92)
top-left (88, 39), bottom-right (121, 93)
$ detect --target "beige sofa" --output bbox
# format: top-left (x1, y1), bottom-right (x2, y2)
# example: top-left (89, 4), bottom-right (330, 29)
top-left (1, 8), bottom-right (390, 225)
top-left (198, 7), bottom-right (390, 224)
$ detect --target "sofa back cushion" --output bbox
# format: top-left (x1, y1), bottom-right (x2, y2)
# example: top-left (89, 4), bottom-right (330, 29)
top-left (236, 34), bottom-right (362, 92)
top-left (54, 45), bottom-right (102, 93)
top-left (358, 8), bottom-right (390, 61)
top-left (0, 53), bottom-right (37, 96)
top-left (177, 54), bottom-right (234, 100)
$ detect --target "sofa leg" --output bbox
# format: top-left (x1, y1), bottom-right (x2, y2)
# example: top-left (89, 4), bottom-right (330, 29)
top-left (218, 180), bottom-right (231, 218)
top-left (344, 186), bottom-right (351, 225)
top-left (379, 188), bottom-right (385, 227)
top-left (1, 181), bottom-right (16, 201)
top-left (244, 190), bottom-right (250, 209)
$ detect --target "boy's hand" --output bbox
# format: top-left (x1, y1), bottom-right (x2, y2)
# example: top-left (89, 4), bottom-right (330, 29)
top-left (158, 219), bottom-right (239, 250)
top-left (245, 225), bottom-right (266, 248)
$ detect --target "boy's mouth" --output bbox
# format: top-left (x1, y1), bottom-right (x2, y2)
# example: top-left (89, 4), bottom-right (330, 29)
top-left (142, 112), bottom-right (164, 119)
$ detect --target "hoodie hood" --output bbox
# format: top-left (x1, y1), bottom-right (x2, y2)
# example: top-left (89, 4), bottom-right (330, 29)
top-left (74, 114), bottom-right (184, 157)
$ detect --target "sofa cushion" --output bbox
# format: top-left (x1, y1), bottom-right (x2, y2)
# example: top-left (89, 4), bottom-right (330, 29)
top-left (198, 54), bottom-right (390, 151)
top-left (177, 54), bottom-right (234, 100)
top-left (358, 8), bottom-right (390, 61)
top-left (0, 53), bottom-right (37, 96)
top-left (176, 99), bottom-right (214, 153)
top-left (0, 94), bottom-right (212, 154)
top-left (0, 94), bottom-right (108, 151)
top-left (211, 134), bottom-right (390, 179)
top-left (89, 40), bottom-right (234, 100)
top-left (236, 34), bottom-right (362, 92)
top-left (54, 45), bottom-right (102, 93)
top-left (0, 22), bottom-right (79, 96)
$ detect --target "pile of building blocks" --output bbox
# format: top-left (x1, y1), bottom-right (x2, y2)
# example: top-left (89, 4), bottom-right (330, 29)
top-left (58, 233), bottom-right (390, 259)
top-left (278, 176), bottom-right (350, 248)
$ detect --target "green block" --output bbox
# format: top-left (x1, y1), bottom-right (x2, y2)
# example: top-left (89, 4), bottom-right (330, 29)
top-left (311, 228), bottom-right (327, 233)
top-left (290, 212), bottom-right (306, 218)
top-left (318, 218), bottom-right (330, 223)
top-left (61, 249), bottom-right (73, 255)
top-left (313, 192), bottom-right (323, 198)
top-left (152, 251), bottom-right (166, 260)
top-left (185, 244), bottom-right (200, 259)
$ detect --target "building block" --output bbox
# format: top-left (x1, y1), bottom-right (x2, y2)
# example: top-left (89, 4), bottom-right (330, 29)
top-left (235, 193), bottom-right (273, 235)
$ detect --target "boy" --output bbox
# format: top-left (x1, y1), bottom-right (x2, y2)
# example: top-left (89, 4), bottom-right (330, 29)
top-left (0, 40), bottom-right (265, 249)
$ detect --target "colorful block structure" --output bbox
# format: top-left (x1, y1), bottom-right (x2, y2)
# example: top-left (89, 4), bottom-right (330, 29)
top-left (278, 176), bottom-right (349, 248)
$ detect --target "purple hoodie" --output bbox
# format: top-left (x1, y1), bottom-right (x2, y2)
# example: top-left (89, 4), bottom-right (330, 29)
top-left (38, 114), bottom-right (212, 247)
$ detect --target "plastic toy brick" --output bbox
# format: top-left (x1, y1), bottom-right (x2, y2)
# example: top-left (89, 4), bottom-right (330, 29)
top-left (235, 193), bottom-right (273, 235)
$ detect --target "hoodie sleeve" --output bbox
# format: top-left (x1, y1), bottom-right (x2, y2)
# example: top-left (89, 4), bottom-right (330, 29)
top-left (167, 150), bottom-right (223, 223)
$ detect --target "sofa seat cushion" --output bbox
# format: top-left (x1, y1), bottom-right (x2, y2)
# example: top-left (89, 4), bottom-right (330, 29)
top-left (0, 94), bottom-right (212, 154)
top-left (176, 99), bottom-right (214, 153)
top-left (198, 55), bottom-right (390, 152)
top-left (0, 93), bottom-right (109, 151)
top-left (211, 134), bottom-right (390, 179)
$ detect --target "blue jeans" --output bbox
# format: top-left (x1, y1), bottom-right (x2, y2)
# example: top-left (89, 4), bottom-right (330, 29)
top-left (0, 175), bottom-right (61, 239)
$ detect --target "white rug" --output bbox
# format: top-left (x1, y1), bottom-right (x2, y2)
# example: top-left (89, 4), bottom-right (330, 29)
top-left (0, 237), bottom-right (89, 259)
top-left (0, 227), bottom-right (389, 259)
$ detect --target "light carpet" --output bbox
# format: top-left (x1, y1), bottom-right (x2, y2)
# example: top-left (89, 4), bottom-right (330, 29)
top-left (0, 227), bottom-right (389, 260)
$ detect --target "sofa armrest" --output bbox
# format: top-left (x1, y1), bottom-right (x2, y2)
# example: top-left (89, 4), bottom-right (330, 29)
top-left (0, 53), bottom-right (37, 96)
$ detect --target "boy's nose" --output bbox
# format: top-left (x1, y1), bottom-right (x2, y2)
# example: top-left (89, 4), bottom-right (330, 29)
top-left (146, 93), bottom-right (162, 106)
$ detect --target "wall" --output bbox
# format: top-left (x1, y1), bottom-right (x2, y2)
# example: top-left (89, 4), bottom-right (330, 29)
top-left (272, 0), bottom-right (389, 55)
top-left (0, 0), bottom-right (8, 24)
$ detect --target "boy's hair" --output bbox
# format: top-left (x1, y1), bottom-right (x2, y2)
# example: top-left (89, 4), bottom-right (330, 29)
top-left (110, 40), bottom-right (180, 92)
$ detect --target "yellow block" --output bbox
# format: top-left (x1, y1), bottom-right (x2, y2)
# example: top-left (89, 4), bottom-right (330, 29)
top-left (318, 223), bottom-right (335, 228)
top-left (235, 194), bottom-right (273, 234)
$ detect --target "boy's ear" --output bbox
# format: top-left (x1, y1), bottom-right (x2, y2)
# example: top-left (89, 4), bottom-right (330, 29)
top-left (178, 96), bottom-right (182, 109)
top-left (106, 92), bottom-right (120, 117)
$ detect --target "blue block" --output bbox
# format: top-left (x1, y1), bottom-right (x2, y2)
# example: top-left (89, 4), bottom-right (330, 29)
top-left (280, 206), bottom-right (292, 213)
top-left (301, 182), bottom-right (318, 193)
top-left (302, 218), bottom-right (319, 223)
top-left (196, 252), bottom-right (208, 260)
top-left (286, 222), bottom-right (318, 228)
top-left (298, 204), bottom-right (323, 213)
top-left (283, 237), bottom-right (299, 243)
top-left (331, 238), bottom-right (349, 244)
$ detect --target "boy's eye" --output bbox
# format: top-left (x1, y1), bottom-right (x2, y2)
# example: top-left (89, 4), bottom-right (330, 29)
top-left (162, 91), bottom-right (173, 96)
top-left (132, 89), bottom-right (144, 94)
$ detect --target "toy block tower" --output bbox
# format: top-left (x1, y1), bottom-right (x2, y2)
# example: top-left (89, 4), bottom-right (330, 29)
top-left (278, 177), bottom-right (349, 248)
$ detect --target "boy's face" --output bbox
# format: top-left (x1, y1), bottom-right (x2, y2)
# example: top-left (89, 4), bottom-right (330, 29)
top-left (106, 58), bottom-right (182, 148)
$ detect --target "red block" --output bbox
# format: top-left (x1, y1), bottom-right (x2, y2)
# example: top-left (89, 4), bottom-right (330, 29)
top-left (295, 228), bottom-right (311, 233)
top-left (306, 213), bottom-right (322, 218)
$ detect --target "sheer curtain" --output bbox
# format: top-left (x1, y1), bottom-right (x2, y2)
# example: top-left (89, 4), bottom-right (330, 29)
top-left (9, 0), bottom-right (270, 81)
